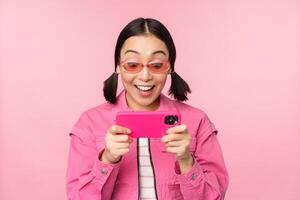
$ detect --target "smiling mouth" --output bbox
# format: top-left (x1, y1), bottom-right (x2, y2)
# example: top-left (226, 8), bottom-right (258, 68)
top-left (135, 85), bottom-right (155, 92)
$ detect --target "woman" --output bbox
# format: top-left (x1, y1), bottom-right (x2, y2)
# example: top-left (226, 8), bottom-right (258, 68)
top-left (66, 17), bottom-right (229, 200)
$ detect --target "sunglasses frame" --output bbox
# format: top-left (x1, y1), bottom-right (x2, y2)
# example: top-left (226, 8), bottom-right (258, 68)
top-left (119, 59), bottom-right (171, 74)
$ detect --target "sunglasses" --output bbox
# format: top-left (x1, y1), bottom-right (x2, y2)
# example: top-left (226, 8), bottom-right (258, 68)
top-left (120, 60), bottom-right (170, 74)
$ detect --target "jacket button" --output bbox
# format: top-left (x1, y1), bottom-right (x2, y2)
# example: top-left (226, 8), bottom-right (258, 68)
top-left (191, 174), bottom-right (197, 180)
top-left (101, 168), bottom-right (108, 175)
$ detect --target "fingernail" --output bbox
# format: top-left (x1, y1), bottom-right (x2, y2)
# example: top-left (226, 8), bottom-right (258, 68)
top-left (112, 126), bottom-right (116, 131)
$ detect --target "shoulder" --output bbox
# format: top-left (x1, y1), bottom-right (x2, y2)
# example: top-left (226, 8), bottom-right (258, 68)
top-left (82, 101), bottom-right (116, 117)
top-left (71, 101), bottom-right (117, 132)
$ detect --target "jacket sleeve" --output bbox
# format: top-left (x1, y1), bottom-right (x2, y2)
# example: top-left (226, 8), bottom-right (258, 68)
top-left (175, 113), bottom-right (229, 200)
top-left (66, 112), bottom-right (120, 200)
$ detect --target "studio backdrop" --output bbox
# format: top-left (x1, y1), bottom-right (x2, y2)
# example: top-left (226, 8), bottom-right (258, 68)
top-left (1, 0), bottom-right (299, 199)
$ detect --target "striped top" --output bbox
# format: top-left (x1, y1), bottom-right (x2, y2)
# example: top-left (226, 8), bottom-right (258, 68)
top-left (138, 138), bottom-right (157, 200)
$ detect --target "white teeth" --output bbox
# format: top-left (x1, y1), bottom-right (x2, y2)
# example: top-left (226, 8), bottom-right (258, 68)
top-left (136, 85), bottom-right (154, 91)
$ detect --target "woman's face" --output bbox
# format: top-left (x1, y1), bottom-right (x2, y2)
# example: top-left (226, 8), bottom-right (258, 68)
top-left (116, 34), bottom-right (170, 111)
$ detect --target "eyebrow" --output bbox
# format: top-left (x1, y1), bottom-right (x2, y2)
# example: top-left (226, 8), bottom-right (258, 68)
top-left (124, 49), bottom-right (167, 56)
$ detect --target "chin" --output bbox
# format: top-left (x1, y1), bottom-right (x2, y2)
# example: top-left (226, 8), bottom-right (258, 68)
top-left (134, 95), bottom-right (157, 106)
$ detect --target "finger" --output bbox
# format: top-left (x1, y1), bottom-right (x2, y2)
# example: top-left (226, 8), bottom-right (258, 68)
top-left (165, 146), bottom-right (183, 154)
top-left (112, 134), bottom-right (130, 142)
top-left (165, 140), bottom-right (185, 148)
top-left (106, 140), bottom-right (130, 151)
top-left (162, 133), bottom-right (183, 143)
top-left (115, 148), bottom-right (130, 156)
top-left (109, 125), bottom-right (131, 135)
top-left (166, 124), bottom-right (187, 134)
top-left (113, 142), bottom-right (130, 149)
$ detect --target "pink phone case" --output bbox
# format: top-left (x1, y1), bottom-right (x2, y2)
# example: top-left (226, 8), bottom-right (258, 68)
top-left (115, 111), bottom-right (181, 138)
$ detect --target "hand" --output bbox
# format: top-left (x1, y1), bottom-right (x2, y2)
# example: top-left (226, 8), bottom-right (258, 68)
top-left (161, 124), bottom-right (194, 173)
top-left (100, 125), bottom-right (133, 164)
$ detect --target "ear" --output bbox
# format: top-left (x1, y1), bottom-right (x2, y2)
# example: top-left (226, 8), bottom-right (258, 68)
top-left (167, 62), bottom-right (172, 74)
top-left (116, 65), bottom-right (121, 74)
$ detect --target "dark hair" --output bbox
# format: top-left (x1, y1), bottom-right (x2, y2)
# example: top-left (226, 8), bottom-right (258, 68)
top-left (103, 17), bottom-right (191, 103)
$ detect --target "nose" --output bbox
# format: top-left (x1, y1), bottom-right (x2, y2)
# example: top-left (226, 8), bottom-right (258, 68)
top-left (138, 65), bottom-right (153, 81)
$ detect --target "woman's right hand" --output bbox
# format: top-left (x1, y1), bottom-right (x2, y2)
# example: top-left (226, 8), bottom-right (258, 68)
top-left (100, 125), bottom-right (132, 164)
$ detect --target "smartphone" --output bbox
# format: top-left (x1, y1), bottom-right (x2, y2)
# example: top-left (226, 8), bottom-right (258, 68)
top-left (115, 111), bottom-right (181, 138)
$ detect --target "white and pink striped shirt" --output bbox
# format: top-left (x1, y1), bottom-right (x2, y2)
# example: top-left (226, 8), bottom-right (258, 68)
top-left (138, 138), bottom-right (157, 200)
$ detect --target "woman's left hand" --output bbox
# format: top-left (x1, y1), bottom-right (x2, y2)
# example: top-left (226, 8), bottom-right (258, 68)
top-left (162, 124), bottom-right (194, 173)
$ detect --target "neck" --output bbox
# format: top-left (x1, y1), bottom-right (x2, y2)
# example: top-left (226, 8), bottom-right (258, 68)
top-left (125, 93), bottom-right (160, 111)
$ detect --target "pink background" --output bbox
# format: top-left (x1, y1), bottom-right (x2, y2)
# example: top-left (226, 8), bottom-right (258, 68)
top-left (1, 0), bottom-right (300, 199)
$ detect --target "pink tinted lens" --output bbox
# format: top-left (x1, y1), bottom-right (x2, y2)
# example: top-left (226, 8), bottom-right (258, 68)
top-left (147, 62), bottom-right (170, 73)
top-left (121, 61), bottom-right (170, 73)
top-left (122, 62), bottom-right (143, 72)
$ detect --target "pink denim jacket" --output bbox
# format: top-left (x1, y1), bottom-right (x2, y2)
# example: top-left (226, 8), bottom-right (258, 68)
top-left (66, 90), bottom-right (229, 199)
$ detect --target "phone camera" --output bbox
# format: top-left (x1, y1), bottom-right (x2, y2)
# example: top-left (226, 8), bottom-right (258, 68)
top-left (164, 115), bottom-right (178, 125)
